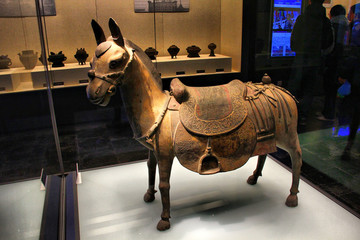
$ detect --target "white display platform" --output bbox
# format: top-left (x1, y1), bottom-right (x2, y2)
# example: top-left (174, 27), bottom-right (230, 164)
top-left (0, 63), bottom-right (90, 94)
top-left (78, 157), bottom-right (360, 240)
top-left (0, 179), bottom-right (45, 240)
top-left (0, 55), bottom-right (234, 94)
top-left (153, 54), bottom-right (232, 78)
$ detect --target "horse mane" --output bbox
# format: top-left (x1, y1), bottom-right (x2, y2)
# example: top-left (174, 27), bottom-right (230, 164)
top-left (124, 39), bottom-right (163, 90)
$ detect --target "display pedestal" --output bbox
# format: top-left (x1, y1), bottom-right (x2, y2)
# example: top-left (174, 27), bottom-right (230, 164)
top-left (154, 54), bottom-right (232, 78)
top-left (0, 63), bottom-right (90, 94)
top-left (0, 55), bottom-right (233, 94)
top-left (77, 157), bottom-right (360, 239)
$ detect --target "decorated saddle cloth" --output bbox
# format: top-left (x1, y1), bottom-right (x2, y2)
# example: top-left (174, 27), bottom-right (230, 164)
top-left (170, 78), bottom-right (247, 136)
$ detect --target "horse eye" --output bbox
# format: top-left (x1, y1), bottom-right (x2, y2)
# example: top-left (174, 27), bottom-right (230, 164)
top-left (109, 60), bottom-right (121, 69)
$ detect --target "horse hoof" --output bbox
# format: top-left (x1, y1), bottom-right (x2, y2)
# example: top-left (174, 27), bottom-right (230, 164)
top-left (285, 194), bottom-right (298, 207)
top-left (157, 219), bottom-right (170, 231)
top-left (247, 175), bottom-right (257, 185)
top-left (143, 192), bottom-right (155, 203)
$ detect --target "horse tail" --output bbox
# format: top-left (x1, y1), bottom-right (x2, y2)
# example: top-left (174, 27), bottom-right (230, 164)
top-left (268, 85), bottom-right (299, 133)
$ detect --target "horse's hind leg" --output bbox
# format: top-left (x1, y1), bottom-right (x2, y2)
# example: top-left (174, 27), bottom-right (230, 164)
top-left (144, 150), bottom-right (157, 202)
top-left (283, 136), bottom-right (302, 207)
top-left (247, 154), bottom-right (266, 185)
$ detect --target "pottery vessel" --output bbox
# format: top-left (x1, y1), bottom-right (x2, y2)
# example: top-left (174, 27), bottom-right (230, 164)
top-left (74, 48), bottom-right (89, 65)
top-left (208, 43), bottom-right (217, 57)
top-left (0, 55), bottom-right (12, 69)
top-left (186, 45), bottom-right (201, 58)
top-left (167, 45), bottom-right (180, 59)
top-left (145, 47), bottom-right (158, 60)
top-left (48, 51), bottom-right (67, 67)
top-left (18, 50), bottom-right (38, 69)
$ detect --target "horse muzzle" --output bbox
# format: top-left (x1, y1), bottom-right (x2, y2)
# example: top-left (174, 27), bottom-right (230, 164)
top-left (86, 77), bottom-right (116, 106)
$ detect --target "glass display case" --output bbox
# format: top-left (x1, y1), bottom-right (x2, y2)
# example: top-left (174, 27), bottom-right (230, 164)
top-left (0, 0), bottom-right (359, 238)
top-left (242, 0), bottom-right (360, 217)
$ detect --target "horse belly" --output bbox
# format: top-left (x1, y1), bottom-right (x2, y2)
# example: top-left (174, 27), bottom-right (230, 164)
top-left (174, 118), bottom-right (257, 175)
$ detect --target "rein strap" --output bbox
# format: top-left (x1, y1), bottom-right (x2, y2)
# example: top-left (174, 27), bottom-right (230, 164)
top-left (136, 92), bottom-right (171, 150)
top-left (94, 49), bottom-right (135, 87)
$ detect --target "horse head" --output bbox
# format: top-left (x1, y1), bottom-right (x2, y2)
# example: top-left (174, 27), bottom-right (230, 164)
top-left (87, 18), bottom-right (134, 106)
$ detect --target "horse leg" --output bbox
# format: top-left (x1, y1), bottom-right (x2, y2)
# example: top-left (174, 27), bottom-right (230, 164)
top-left (247, 154), bottom-right (266, 185)
top-left (156, 152), bottom-right (174, 231)
top-left (284, 137), bottom-right (302, 207)
top-left (144, 150), bottom-right (157, 202)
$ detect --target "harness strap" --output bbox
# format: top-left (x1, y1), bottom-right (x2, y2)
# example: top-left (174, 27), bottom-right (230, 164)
top-left (93, 49), bottom-right (135, 86)
top-left (136, 92), bottom-right (172, 150)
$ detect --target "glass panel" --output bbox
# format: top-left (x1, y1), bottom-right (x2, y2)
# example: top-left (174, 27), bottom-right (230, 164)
top-left (40, 0), bottom-right (150, 173)
top-left (0, 0), bottom-right (59, 238)
top-left (0, 0), bottom-right (60, 183)
top-left (244, 0), bottom-right (360, 215)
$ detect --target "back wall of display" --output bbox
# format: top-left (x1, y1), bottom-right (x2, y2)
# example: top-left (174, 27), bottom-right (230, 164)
top-left (0, 0), bottom-right (243, 72)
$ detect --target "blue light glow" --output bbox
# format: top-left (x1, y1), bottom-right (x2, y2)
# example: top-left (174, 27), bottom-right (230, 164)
top-left (333, 126), bottom-right (360, 137)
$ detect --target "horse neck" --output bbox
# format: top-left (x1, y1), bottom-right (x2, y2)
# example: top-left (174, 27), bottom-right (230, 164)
top-left (119, 59), bottom-right (167, 138)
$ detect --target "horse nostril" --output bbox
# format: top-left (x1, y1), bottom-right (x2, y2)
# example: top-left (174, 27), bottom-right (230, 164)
top-left (108, 85), bottom-right (116, 94)
top-left (95, 87), bottom-right (101, 95)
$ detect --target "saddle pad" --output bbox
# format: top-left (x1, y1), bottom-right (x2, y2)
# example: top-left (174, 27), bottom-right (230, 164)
top-left (179, 80), bottom-right (247, 136)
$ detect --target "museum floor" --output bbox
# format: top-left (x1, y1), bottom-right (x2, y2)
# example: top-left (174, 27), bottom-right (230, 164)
top-left (0, 97), bottom-right (359, 219)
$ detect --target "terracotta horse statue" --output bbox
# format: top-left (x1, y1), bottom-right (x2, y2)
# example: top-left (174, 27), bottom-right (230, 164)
top-left (86, 18), bottom-right (302, 231)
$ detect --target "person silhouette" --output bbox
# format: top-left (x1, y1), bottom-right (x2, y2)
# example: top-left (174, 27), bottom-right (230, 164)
top-left (318, 4), bottom-right (349, 121)
top-left (339, 3), bottom-right (360, 160)
top-left (289, 0), bottom-right (334, 126)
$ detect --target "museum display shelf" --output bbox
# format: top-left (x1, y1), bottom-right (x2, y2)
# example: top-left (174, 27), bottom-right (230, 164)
top-left (0, 54), bottom-right (234, 94)
top-left (77, 156), bottom-right (360, 240)
top-left (0, 63), bottom-right (91, 94)
top-left (154, 54), bottom-right (233, 78)
top-left (0, 179), bottom-right (45, 240)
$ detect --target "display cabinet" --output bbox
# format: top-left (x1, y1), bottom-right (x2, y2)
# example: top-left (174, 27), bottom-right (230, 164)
top-left (1, 0), bottom-right (359, 239)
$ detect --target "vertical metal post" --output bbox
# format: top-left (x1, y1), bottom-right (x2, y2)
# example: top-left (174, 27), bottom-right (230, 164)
top-left (35, 0), bottom-right (64, 174)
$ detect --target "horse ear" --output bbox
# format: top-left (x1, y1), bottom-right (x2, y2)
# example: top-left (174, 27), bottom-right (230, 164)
top-left (91, 20), bottom-right (106, 45)
top-left (109, 18), bottom-right (125, 47)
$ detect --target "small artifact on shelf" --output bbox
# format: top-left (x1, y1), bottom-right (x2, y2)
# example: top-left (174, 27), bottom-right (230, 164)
top-left (167, 45), bottom-right (180, 59)
top-left (74, 48), bottom-right (89, 65)
top-left (145, 47), bottom-right (158, 60)
top-left (18, 50), bottom-right (38, 69)
top-left (0, 55), bottom-right (12, 69)
top-left (48, 51), bottom-right (67, 67)
top-left (186, 45), bottom-right (201, 57)
top-left (208, 43), bottom-right (216, 57)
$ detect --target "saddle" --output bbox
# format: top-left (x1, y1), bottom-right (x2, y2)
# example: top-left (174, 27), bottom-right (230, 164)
top-left (169, 77), bottom-right (288, 175)
top-left (171, 78), bottom-right (247, 136)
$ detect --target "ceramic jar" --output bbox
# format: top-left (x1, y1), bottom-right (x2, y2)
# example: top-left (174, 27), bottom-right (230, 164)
top-left (74, 48), bottom-right (89, 65)
top-left (48, 51), bottom-right (67, 67)
top-left (18, 50), bottom-right (38, 69)
top-left (208, 43), bottom-right (217, 57)
top-left (167, 45), bottom-right (180, 59)
top-left (145, 47), bottom-right (158, 60)
top-left (0, 55), bottom-right (12, 69)
top-left (186, 45), bottom-right (201, 58)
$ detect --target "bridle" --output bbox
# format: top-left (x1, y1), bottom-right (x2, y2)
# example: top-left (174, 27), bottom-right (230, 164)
top-left (88, 46), bottom-right (171, 150)
top-left (89, 48), bottom-right (135, 87)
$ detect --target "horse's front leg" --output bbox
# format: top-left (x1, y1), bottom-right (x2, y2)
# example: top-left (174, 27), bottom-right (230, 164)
top-left (144, 150), bottom-right (157, 202)
top-left (156, 151), bottom-right (174, 231)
